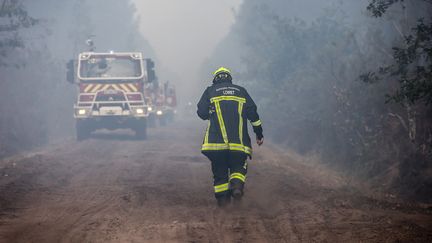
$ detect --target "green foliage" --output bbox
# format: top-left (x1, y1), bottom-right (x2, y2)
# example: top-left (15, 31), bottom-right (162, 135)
top-left (363, 0), bottom-right (432, 105)
top-left (205, 0), bottom-right (432, 200)
top-left (0, 0), bottom-right (156, 158)
top-left (367, 0), bottom-right (432, 17)
top-left (0, 0), bottom-right (38, 66)
top-left (390, 19), bottom-right (432, 104)
top-left (0, 0), bottom-right (38, 28)
top-left (366, 0), bottom-right (404, 17)
top-left (230, 4), bottom-right (390, 163)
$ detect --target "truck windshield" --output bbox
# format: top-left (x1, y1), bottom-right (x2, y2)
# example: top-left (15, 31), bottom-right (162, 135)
top-left (79, 56), bottom-right (142, 79)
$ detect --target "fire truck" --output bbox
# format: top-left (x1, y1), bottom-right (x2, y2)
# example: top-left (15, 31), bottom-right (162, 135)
top-left (158, 81), bottom-right (177, 124)
top-left (66, 51), bottom-right (157, 140)
top-left (145, 81), bottom-right (177, 126)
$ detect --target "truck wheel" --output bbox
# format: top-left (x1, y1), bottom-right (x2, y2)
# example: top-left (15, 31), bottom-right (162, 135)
top-left (148, 114), bottom-right (156, 128)
top-left (159, 116), bottom-right (167, 126)
top-left (76, 120), bottom-right (91, 141)
top-left (135, 119), bottom-right (147, 140)
top-left (166, 112), bottom-right (174, 123)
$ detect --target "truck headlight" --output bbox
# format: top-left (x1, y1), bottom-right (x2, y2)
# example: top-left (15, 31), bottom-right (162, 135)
top-left (78, 109), bottom-right (86, 115)
top-left (136, 108), bottom-right (144, 114)
top-left (147, 106), bottom-right (153, 112)
top-left (156, 110), bottom-right (163, 116)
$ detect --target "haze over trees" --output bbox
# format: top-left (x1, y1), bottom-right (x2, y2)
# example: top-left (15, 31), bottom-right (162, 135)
top-left (1, 0), bottom-right (431, 202)
top-left (0, 0), bottom-right (154, 157)
top-left (203, 0), bottom-right (432, 200)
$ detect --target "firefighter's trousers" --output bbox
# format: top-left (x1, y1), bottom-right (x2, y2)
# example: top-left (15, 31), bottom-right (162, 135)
top-left (206, 151), bottom-right (248, 199)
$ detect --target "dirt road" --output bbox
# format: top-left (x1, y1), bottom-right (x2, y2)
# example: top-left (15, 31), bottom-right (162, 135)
top-left (0, 120), bottom-right (431, 242)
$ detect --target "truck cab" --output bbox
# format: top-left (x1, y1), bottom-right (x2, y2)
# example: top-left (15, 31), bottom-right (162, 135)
top-left (67, 52), bottom-right (156, 140)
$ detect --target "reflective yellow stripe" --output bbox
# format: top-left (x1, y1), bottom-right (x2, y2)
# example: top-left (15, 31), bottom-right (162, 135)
top-left (111, 84), bottom-right (121, 91)
top-left (251, 120), bottom-right (262, 126)
top-left (230, 173), bottom-right (246, 182)
top-left (91, 84), bottom-right (102, 93)
top-left (84, 84), bottom-right (94, 93)
top-left (127, 83), bottom-right (138, 92)
top-left (238, 102), bottom-right (244, 146)
top-left (210, 96), bottom-right (246, 103)
top-left (203, 95), bottom-right (252, 155)
top-left (230, 175), bottom-right (246, 182)
top-left (229, 145), bottom-right (252, 154)
top-left (204, 121), bottom-right (210, 144)
top-left (214, 101), bottom-right (228, 144)
top-left (214, 183), bottom-right (229, 193)
top-left (119, 84), bottom-right (131, 92)
top-left (101, 84), bottom-right (110, 91)
top-left (202, 143), bottom-right (252, 155)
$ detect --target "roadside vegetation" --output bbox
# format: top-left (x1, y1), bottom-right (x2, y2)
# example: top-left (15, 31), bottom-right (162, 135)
top-left (204, 0), bottom-right (432, 201)
top-left (0, 0), bottom-right (154, 157)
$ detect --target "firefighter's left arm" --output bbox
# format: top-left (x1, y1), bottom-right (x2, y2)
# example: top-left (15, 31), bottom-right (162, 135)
top-left (197, 87), bottom-right (210, 120)
top-left (244, 89), bottom-right (263, 140)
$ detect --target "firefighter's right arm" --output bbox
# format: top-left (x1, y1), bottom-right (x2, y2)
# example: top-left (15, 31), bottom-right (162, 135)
top-left (197, 88), bottom-right (211, 120)
top-left (244, 89), bottom-right (263, 141)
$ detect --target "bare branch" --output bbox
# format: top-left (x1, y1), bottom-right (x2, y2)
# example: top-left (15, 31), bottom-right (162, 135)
top-left (388, 112), bottom-right (408, 131)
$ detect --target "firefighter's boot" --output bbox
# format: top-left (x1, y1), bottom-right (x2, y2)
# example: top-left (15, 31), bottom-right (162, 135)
top-left (217, 194), bottom-right (231, 207)
top-left (230, 181), bottom-right (244, 203)
top-left (232, 188), bottom-right (242, 199)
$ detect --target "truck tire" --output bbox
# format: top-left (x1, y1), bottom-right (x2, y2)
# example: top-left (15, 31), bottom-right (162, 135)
top-left (76, 120), bottom-right (91, 141)
top-left (135, 119), bottom-right (147, 140)
top-left (148, 114), bottom-right (156, 128)
top-left (166, 111), bottom-right (174, 123)
top-left (159, 116), bottom-right (167, 126)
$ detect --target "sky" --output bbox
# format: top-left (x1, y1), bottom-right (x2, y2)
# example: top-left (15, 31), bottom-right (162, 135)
top-left (132, 0), bottom-right (243, 89)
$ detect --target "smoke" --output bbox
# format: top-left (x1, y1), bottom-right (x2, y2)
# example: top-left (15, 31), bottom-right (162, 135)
top-left (201, 0), bottom-right (432, 200)
top-left (0, 0), bottom-right (157, 157)
top-left (131, 0), bottom-right (242, 98)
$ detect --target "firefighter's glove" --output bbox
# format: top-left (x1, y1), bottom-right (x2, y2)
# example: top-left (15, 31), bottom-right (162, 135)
top-left (256, 135), bottom-right (264, 146)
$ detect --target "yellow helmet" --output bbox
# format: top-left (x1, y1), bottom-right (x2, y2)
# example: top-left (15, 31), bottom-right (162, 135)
top-left (213, 67), bottom-right (231, 77)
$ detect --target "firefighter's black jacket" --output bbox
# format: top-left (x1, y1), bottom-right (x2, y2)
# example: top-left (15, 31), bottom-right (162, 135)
top-left (197, 79), bottom-right (263, 158)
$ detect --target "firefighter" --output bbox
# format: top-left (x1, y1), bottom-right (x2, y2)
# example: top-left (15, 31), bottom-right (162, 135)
top-left (197, 67), bottom-right (264, 207)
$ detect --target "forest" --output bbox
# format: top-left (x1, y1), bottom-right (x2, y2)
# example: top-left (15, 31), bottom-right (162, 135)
top-left (0, 0), bottom-right (154, 156)
top-left (203, 0), bottom-right (432, 201)
top-left (0, 1), bottom-right (432, 241)
top-left (0, 0), bottom-right (431, 201)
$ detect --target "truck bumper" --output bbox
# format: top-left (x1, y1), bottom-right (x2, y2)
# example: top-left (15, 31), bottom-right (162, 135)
top-left (76, 116), bottom-right (146, 131)
top-left (74, 106), bottom-right (148, 119)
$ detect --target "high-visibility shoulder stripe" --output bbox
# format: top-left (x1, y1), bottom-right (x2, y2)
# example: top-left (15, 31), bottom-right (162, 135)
top-left (210, 96), bottom-right (246, 103)
top-left (251, 120), bottom-right (262, 126)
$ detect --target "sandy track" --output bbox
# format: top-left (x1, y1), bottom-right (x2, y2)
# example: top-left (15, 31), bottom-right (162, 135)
top-left (1, 121), bottom-right (431, 242)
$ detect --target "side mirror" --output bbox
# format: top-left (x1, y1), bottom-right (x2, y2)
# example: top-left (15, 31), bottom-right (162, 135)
top-left (145, 58), bottom-right (157, 82)
top-left (148, 69), bottom-right (156, 83)
top-left (145, 58), bottom-right (154, 69)
top-left (66, 59), bottom-right (75, 84)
